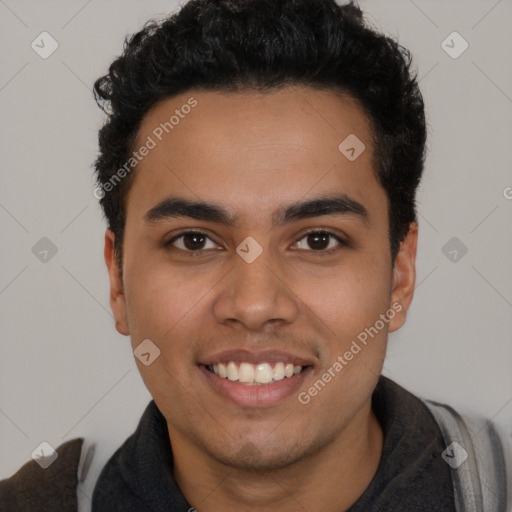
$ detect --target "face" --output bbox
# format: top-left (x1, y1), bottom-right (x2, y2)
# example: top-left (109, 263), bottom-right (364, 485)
top-left (105, 86), bottom-right (417, 471)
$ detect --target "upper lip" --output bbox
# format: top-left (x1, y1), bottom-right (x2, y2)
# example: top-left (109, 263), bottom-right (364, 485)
top-left (199, 349), bottom-right (315, 367)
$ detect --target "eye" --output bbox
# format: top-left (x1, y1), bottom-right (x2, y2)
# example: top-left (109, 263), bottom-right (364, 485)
top-left (164, 229), bottom-right (346, 255)
top-left (292, 230), bottom-right (345, 253)
top-left (165, 231), bottom-right (220, 252)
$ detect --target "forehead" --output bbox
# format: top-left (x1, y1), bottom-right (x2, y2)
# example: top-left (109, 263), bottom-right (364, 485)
top-left (126, 86), bottom-right (384, 225)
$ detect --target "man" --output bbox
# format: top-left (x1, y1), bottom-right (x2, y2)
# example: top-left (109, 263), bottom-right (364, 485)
top-left (1, 0), bottom-right (510, 511)
top-left (89, 0), bottom-right (512, 510)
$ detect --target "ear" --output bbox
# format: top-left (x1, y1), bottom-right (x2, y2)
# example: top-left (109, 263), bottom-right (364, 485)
top-left (388, 222), bottom-right (418, 333)
top-left (104, 229), bottom-right (130, 336)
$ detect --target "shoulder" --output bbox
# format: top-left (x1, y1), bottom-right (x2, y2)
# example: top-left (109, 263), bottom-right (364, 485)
top-left (0, 437), bottom-right (85, 512)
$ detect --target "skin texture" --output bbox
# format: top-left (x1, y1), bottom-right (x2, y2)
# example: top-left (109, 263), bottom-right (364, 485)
top-left (104, 86), bottom-right (418, 512)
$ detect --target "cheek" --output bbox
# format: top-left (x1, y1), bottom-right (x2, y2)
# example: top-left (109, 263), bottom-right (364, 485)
top-left (293, 257), bottom-right (391, 343)
top-left (295, 266), bottom-right (390, 413)
top-left (123, 256), bottom-right (210, 354)
top-left (123, 267), bottom-right (207, 405)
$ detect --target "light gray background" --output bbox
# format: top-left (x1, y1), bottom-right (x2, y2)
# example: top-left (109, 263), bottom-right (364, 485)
top-left (1, 0), bottom-right (511, 510)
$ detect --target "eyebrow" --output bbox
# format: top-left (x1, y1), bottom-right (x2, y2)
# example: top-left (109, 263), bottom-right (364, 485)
top-left (143, 194), bottom-right (369, 228)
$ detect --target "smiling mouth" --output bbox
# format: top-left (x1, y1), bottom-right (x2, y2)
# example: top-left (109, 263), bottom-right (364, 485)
top-left (205, 361), bottom-right (311, 385)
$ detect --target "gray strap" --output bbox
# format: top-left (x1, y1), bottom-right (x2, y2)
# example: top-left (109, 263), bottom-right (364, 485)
top-left (425, 400), bottom-right (511, 512)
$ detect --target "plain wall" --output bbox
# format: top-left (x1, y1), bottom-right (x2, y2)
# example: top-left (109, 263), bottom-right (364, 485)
top-left (1, 1), bottom-right (511, 510)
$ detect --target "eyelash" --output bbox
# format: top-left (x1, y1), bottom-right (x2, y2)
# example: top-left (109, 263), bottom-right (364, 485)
top-left (164, 229), bottom-right (346, 256)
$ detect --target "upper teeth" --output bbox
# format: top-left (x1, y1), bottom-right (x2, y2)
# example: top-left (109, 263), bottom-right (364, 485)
top-left (210, 362), bottom-right (302, 385)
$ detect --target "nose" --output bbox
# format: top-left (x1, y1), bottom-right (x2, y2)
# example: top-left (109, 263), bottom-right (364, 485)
top-left (213, 243), bottom-right (300, 332)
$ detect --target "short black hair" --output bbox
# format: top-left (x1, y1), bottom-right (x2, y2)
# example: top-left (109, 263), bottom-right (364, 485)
top-left (93, 0), bottom-right (426, 268)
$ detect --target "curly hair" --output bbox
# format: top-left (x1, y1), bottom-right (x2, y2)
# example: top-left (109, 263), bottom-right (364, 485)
top-left (93, 0), bottom-right (426, 267)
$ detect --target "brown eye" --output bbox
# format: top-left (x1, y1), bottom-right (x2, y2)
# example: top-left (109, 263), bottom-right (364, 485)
top-left (293, 231), bottom-right (344, 252)
top-left (166, 231), bottom-right (218, 252)
top-left (307, 232), bottom-right (330, 250)
top-left (181, 233), bottom-right (207, 250)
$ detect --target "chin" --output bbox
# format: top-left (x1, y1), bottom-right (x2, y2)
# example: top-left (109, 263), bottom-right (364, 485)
top-left (204, 429), bottom-right (329, 472)
top-left (211, 443), bottom-right (305, 472)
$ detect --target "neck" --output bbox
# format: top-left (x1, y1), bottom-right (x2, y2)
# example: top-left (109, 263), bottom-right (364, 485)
top-left (170, 402), bottom-right (383, 512)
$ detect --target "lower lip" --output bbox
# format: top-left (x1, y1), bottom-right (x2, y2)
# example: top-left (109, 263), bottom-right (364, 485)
top-left (199, 365), bottom-right (313, 407)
